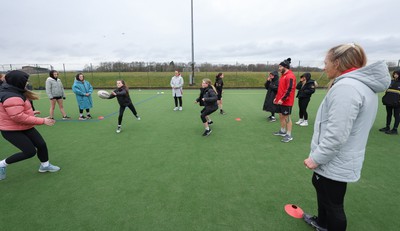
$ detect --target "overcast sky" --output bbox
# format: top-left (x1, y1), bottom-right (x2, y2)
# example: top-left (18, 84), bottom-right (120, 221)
top-left (1, 0), bottom-right (399, 70)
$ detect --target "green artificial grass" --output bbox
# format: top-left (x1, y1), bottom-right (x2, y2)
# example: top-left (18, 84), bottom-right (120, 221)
top-left (0, 89), bottom-right (399, 230)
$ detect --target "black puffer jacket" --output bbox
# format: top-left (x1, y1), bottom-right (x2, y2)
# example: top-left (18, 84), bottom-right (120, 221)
top-left (109, 87), bottom-right (133, 106)
top-left (202, 86), bottom-right (218, 108)
top-left (296, 73), bottom-right (316, 98)
top-left (382, 70), bottom-right (400, 107)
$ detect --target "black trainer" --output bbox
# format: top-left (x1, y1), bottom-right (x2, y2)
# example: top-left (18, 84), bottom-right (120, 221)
top-left (303, 213), bottom-right (327, 231)
top-left (208, 121), bottom-right (213, 125)
top-left (86, 115), bottom-right (92, 119)
top-left (385, 129), bottom-right (398, 135)
top-left (220, 110), bottom-right (226, 115)
top-left (379, 126), bottom-right (390, 132)
top-left (202, 129), bottom-right (212, 136)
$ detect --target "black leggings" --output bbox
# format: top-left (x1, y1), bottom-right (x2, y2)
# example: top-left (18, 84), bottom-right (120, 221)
top-left (118, 103), bottom-right (138, 125)
top-left (174, 96), bottom-right (182, 107)
top-left (385, 106), bottom-right (400, 129)
top-left (1, 128), bottom-right (49, 164)
top-left (312, 172), bottom-right (347, 231)
top-left (298, 97), bottom-right (311, 120)
top-left (79, 108), bottom-right (90, 113)
top-left (200, 106), bottom-right (218, 123)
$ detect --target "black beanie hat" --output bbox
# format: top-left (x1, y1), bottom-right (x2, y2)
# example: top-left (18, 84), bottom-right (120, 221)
top-left (279, 58), bottom-right (291, 69)
top-left (393, 69), bottom-right (400, 77)
top-left (301, 72), bottom-right (311, 81)
top-left (5, 70), bottom-right (29, 90)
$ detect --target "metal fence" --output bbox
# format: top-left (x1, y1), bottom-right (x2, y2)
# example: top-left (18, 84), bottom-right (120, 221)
top-left (2, 60), bottom-right (399, 89)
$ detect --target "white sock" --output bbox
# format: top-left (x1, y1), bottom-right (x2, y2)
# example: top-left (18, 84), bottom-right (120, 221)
top-left (206, 127), bottom-right (210, 131)
top-left (0, 159), bottom-right (8, 167)
top-left (280, 128), bottom-right (286, 133)
top-left (41, 161), bottom-right (50, 167)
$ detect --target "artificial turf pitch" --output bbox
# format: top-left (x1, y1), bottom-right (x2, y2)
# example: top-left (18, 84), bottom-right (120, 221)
top-left (0, 89), bottom-right (399, 230)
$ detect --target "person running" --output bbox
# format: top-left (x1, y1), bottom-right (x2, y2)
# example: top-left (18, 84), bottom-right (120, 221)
top-left (303, 43), bottom-right (391, 231)
top-left (273, 58), bottom-right (296, 142)
top-left (72, 73), bottom-right (93, 120)
top-left (0, 70), bottom-right (60, 181)
top-left (263, 71), bottom-right (279, 122)
top-left (45, 70), bottom-right (70, 120)
top-left (379, 69), bottom-right (400, 134)
top-left (214, 72), bottom-right (226, 115)
top-left (196, 78), bottom-right (218, 136)
top-left (108, 80), bottom-right (140, 133)
top-left (170, 70), bottom-right (184, 111)
top-left (295, 72), bottom-right (317, 126)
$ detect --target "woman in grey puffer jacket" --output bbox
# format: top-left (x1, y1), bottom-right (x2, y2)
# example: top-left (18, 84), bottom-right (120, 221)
top-left (303, 43), bottom-right (391, 231)
top-left (45, 70), bottom-right (70, 120)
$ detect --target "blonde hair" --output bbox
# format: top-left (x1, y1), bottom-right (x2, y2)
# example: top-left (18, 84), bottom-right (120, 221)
top-left (326, 43), bottom-right (367, 89)
top-left (327, 43), bottom-right (367, 72)
top-left (24, 90), bottom-right (39, 101)
top-left (202, 78), bottom-right (217, 94)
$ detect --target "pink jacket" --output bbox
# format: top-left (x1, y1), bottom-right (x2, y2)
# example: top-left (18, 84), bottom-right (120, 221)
top-left (0, 97), bottom-right (45, 131)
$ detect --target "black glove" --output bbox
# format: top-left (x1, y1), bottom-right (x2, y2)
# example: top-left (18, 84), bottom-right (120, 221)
top-left (63, 97), bottom-right (66, 100)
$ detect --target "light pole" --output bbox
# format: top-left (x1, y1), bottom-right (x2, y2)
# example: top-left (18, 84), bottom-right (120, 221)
top-left (190, 0), bottom-right (195, 85)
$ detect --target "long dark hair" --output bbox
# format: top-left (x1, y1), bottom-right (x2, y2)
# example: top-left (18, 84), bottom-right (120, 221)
top-left (49, 70), bottom-right (58, 78)
top-left (215, 72), bottom-right (223, 81)
top-left (117, 79), bottom-right (129, 95)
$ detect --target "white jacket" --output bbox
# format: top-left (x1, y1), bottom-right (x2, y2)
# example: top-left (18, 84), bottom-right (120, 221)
top-left (170, 75), bottom-right (184, 97)
top-left (45, 77), bottom-right (65, 99)
top-left (310, 61), bottom-right (391, 182)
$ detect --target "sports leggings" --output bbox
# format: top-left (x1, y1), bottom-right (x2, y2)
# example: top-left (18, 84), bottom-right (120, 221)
top-left (118, 103), bottom-right (138, 125)
top-left (312, 172), bottom-right (347, 231)
top-left (174, 96), bottom-right (182, 107)
top-left (1, 128), bottom-right (49, 164)
top-left (79, 108), bottom-right (90, 113)
top-left (385, 106), bottom-right (400, 129)
top-left (200, 106), bottom-right (218, 123)
top-left (298, 97), bottom-right (311, 120)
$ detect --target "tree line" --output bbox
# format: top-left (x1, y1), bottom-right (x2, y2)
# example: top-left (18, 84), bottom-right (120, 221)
top-left (83, 61), bottom-right (324, 73)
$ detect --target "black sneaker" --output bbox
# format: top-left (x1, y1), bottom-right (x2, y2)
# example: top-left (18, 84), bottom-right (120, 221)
top-left (62, 115), bottom-right (71, 120)
top-left (86, 115), bottom-right (92, 119)
top-left (379, 127), bottom-right (390, 132)
top-left (385, 129), bottom-right (398, 135)
top-left (208, 121), bottom-right (213, 125)
top-left (202, 129), bottom-right (212, 136)
top-left (220, 110), bottom-right (226, 115)
top-left (303, 213), bottom-right (327, 231)
top-left (79, 116), bottom-right (87, 120)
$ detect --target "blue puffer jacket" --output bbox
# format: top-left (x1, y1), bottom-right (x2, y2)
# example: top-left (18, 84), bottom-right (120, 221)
top-left (72, 79), bottom-right (93, 109)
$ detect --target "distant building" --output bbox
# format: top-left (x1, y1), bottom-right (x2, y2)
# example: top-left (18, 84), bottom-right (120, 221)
top-left (21, 66), bottom-right (49, 74)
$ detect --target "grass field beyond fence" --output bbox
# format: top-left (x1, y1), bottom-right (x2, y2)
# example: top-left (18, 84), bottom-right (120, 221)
top-left (0, 89), bottom-right (398, 231)
top-left (27, 71), bottom-right (330, 90)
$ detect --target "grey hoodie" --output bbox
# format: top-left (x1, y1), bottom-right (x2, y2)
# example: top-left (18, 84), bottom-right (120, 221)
top-left (309, 61), bottom-right (391, 182)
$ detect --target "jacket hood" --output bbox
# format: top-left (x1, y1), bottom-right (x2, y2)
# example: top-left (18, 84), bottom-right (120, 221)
top-left (301, 72), bottom-right (311, 81)
top-left (334, 61), bottom-right (391, 93)
top-left (5, 70), bottom-right (29, 90)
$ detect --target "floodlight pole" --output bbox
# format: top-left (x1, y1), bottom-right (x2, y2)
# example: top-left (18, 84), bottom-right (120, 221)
top-left (190, 0), bottom-right (195, 85)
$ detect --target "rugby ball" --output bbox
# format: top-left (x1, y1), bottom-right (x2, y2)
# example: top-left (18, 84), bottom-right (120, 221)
top-left (97, 90), bottom-right (110, 99)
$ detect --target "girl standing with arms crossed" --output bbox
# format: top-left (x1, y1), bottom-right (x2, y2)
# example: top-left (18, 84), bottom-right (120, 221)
top-left (197, 78), bottom-right (218, 136)
top-left (109, 80), bottom-right (140, 133)
top-left (72, 73), bottom-right (93, 120)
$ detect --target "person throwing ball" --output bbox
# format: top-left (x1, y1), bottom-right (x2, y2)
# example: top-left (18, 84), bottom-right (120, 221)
top-left (196, 79), bottom-right (218, 136)
top-left (109, 80), bottom-right (140, 133)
